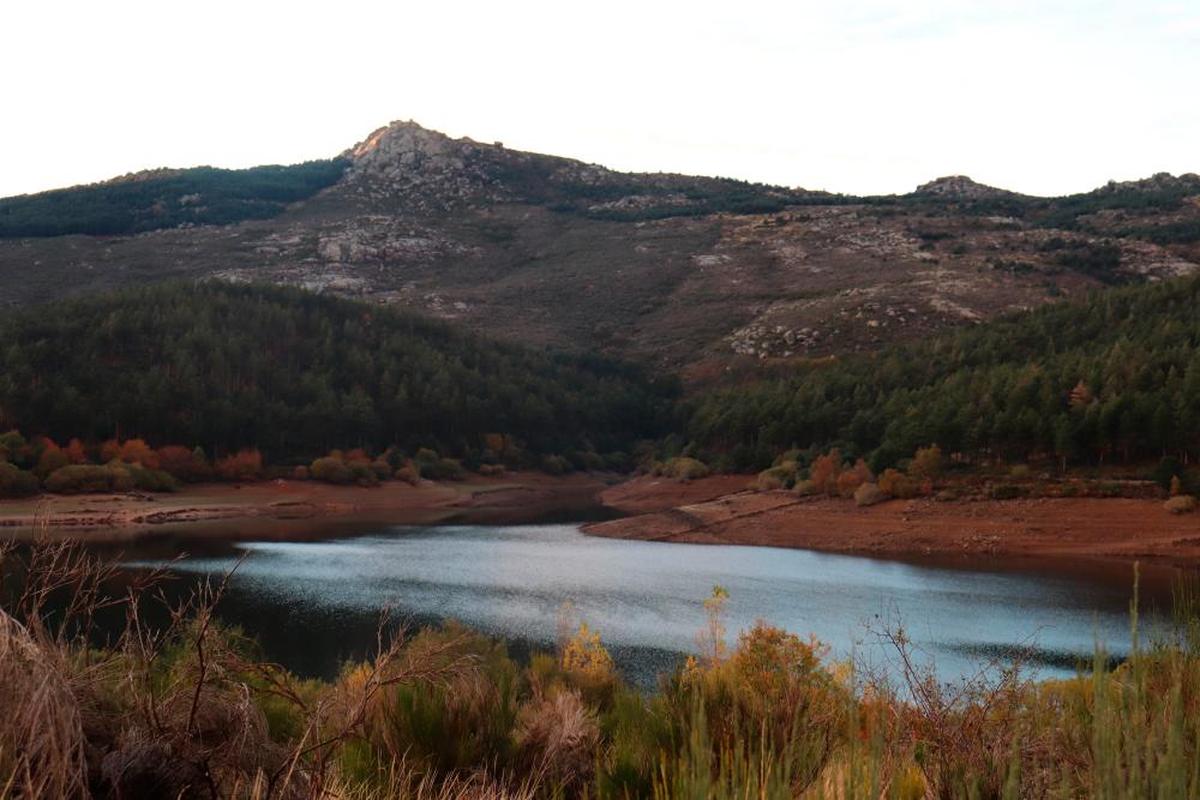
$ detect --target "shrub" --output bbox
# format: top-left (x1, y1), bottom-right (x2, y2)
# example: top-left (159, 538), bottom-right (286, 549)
top-left (310, 456), bottom-right (352, 484)
top-left (909, 444), bottom-right (943, 480)
top-left (793, 479), bottom-right (817, 496)
top-left (156, 445), bottom-right (211, 481)
top-left (0, 429), bottom-right (29, 463)
top-left (346, 459), bottom-right (380, 487)
top-left (661, 457), bottom-right (710, 482)
top-left (1165, 495), bottom-right (1197, 514)
top-left (364, 624), bottom-right (521, 775)
top-left (422, 457), bottom-right (467, 481)
top-left (809, 449), bottom-right (842, 495)
top-left (116, 438), bottom-right (159, 468)
top-left (214, 449), bottom-right (263, 481)
top-left (836, 459), bottom-right (873, 498)
top-left (414, 447), bottom-right (440, 465)
top-left (291, 465), bottom-right (310, 480)
top-left (541, 455), bottom-right (573, 476)
top-left (44, 464), bottom-right (133, 494)
top-left (64, 438), bottom-right (88, 464)
top-left (0, 462), bottom-right (40, 497)
top-left (675, 621), bottom-right (849, 794)
top-left (755, 462), bottom-right (797, 490)
top-left (34, 442), bottom-right (69, 480)
top-left (878, 467), bottom-right (920, 498)
top-left (478, 464), bottom-right (505, 477)
top-left (990, 483), bottom-right (1026, 500)
top-left (394, 463), bottom-right (421, 485)
top-left (854, 482), bottom-right (887, 506)
top-left (99, 438), bottom-right (121, 462)
top-left (1009, 464), bottom-right (1032, 479)
top-left (123, 463), bottom-right (178, 492)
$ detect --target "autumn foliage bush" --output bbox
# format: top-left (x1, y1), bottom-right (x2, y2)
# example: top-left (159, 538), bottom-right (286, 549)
top-left (213, 448), bottom-right (263, 481)
top-left (878, 467), bottom-right (920, 499)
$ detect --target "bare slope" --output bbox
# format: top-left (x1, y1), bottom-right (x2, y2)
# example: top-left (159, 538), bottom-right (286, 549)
top-left (2, 121), bottom-right (1198, 378)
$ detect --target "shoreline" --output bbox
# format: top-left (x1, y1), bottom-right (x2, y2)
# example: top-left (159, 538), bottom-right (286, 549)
top-left (584, 475), bottom-right (1200, 569)
top-left (0, 472), bottom-right (614, 543)
top-left (2, 472), bottom-right (1198, 572)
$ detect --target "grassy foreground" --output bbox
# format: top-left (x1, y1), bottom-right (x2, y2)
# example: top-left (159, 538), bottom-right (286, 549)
top-left (1, 543), bottom-right (1198, 799)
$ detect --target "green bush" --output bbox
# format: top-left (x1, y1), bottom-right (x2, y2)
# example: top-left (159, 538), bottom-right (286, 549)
top-left (541, 455), bottom-right (573, 475)
top-left (0, 462), bottom-right (40, 497)
top-left (990, 483), bottom-right (1026, 500)
top-left (44, 464), bottom-right (132, 494)
top-left (754, 462), bottom-right (798, 490)
top-left (394, 463), bottom-right (421, 485)
top-left (421, 457), bottom-right (466, 481)
top-left (124, 463), bottom-right (178, 492)
top-left (346, 460), bottom-right (380, 487)
top-left (309, 456), bottom-right (352, 485)
top-left (793, 479), bottom-right (817, 496)
top-left (660, 457), bottom-right (710, 481)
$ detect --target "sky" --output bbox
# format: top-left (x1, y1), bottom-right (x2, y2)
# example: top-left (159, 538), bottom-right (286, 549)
top-left (2, 0), bottom-right (1197, 198)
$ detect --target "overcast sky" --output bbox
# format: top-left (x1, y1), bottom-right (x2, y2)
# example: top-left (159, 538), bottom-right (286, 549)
top-left (3, 0), bottom-right (1196, 198)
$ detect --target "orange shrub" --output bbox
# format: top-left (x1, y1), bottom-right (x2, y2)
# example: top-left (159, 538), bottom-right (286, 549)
top-left (35, 439), bottom-right (69, 479)
top-left (114, 438), bottom-right (159, 468)
top-left (156, 445), bottom-right (210, 481)
top-left (99, 438), bottom-right (121, 462)
top-left (809, 449), bottom-right (842, 495)
top-left (879, 468), bottom-right (920, 498)
top-left (835, 458), bottom-right (873, 498)
top-left (64, 438), bottom-right (88, 464)
top-left (214, 449), bottom-right (263, 481)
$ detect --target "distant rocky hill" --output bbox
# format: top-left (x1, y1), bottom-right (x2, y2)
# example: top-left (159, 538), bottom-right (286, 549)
top-left (2, 120), bottom-right (1197, 381)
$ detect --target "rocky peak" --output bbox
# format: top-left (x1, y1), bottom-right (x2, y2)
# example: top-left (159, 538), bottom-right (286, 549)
top-left (913, 175), bottom-right (1014, 200)
top-left (342, 120), bottom-right (510, 209)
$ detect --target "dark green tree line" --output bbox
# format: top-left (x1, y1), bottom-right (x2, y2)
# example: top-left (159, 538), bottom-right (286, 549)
top-left (687, 275), bottom-right (1200, 472)
top-left (0, 282), bottom-right (677, 464)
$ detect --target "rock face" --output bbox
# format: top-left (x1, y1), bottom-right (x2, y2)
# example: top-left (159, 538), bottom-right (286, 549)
top-left (913, 175), bottom-right (1017, 200)
top-left (2, 121), bottom-right (1199, 381)
top-left (344, 121), bottom-right (511, 210)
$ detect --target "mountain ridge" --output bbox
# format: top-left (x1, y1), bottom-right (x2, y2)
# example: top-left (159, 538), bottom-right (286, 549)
top-left (2, 119), bottom-right (1198, 381)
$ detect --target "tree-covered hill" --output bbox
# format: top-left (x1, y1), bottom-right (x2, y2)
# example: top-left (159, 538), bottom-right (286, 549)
top-left (0, 282), bottom-right (677, 464)
top-left (686, 274), bottom-right (1200, 472)
top-left (0, 159), bottom-right (348, 238)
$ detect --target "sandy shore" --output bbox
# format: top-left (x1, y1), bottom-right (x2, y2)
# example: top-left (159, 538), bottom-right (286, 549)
top-left (0, 472), bottom-right (612, 542)
top-left (587, 476), bottom-right (1200, 567)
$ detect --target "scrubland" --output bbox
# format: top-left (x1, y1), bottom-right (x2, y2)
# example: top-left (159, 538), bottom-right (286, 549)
top-left (2, 540), bottom-right (1198, 799)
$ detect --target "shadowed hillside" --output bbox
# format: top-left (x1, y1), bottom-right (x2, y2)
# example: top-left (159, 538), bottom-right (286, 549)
top-left (0, 281), bottom-right (676, 463)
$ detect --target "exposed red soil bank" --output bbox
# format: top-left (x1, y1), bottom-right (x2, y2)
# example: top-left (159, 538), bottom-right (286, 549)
top-left (588, 476), bottom-right (1200, 567)
top-left (0, 472), bottom-right (611, 542)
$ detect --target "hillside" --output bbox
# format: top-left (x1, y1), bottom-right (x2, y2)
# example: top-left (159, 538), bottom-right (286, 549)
top-left (0, 282), bottom-right (676, 463)
top-left (685, 273), bottom-right (1200, 472)
top-left (1, 121), bottom-right (1198, 379)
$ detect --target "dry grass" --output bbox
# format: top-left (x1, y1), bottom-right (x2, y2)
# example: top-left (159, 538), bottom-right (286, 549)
top-left (0, 609), bottom-right (88, 798)
top-left (2, 539), bottom-right (1199, 799)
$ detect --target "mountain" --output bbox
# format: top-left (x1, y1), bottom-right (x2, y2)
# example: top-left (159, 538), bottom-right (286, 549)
top-left (2, 121), bottom-right (1198, 380)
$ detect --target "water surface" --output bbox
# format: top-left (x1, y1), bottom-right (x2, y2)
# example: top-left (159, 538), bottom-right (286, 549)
top-left (122, 523), bottom-right (1174, 687)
